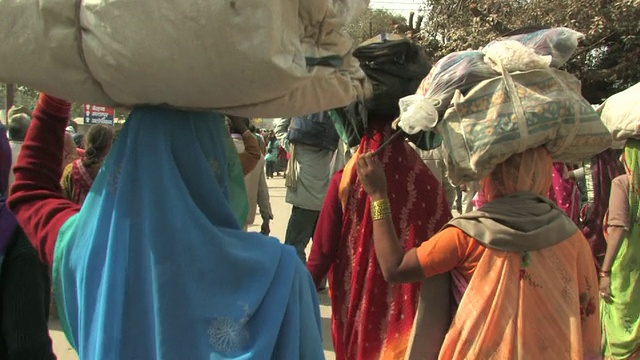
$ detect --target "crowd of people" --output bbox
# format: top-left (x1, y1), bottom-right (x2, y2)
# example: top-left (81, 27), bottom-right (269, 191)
top-left (0, 32), bottom-right (639, 360)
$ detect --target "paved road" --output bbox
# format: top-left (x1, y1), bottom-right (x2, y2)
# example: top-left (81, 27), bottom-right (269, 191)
top-left (50, 177), bottom-right (336, 359)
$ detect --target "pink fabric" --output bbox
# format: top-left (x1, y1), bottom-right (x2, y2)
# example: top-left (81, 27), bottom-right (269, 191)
top-left (472, 190), bottom-right (487, 209)
top-left (548, 163), bottom-right (580, 224)
top-left (70, 159), bottom-right (95, 205)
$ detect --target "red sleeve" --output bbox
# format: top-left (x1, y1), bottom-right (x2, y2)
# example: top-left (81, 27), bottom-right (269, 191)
top-left (7, 94), bottom-right (81, 267)
top-left (307, 170), bottom-right (343, 289)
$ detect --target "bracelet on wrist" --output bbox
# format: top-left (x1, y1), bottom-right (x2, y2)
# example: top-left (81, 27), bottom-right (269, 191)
top-left (370, 198), bottom-right (391, 221)
top-left (599, 270), bottom-right (611, 277)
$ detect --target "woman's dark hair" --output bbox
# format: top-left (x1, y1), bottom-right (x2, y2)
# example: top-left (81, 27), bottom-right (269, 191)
top-left (73, 133), bottom-right (85, 149)
top-left (7, 114), bottom-right (31, 141)
top-left (83, 125), bottom-right (115, 168)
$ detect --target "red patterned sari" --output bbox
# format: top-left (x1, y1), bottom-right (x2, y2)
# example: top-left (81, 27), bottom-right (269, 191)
top-left (308, 122), bottom-right (451, 360)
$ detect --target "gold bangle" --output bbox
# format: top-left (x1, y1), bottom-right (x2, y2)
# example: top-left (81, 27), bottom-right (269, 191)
top-left (371, 199), bottom-right (391, 221)
top-left (599, 271), bottom-right (611, 278)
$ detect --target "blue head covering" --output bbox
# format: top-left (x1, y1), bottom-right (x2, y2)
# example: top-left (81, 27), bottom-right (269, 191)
top-left (53, 108), bottom-right (324, 359)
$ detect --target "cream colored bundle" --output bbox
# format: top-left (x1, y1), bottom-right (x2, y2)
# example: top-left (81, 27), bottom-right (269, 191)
top-left (599, 82), bottom-right (640, 142)
top-left (0, 0), bottom-right (369, 117)
top-left (436, 67), bottom-right (612, 184)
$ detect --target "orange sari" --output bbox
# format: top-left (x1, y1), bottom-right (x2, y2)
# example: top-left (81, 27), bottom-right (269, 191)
top-left (438, 230), bottom-right (601, 359)
top-left (415, 147), bottom-right (602, 359)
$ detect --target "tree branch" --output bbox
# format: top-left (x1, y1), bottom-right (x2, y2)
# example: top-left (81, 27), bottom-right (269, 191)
top-left (469, 3), bottom-right (512, 35)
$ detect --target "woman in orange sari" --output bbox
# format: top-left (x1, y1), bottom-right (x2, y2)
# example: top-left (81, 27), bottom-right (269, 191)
top-left (307, 118), bottom-right (451, 360)
top-left (355, 146), bottom-right (601, 359)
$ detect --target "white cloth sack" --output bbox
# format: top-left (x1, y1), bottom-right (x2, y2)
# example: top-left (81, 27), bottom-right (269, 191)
top-left (600, 82), bottom-right (640, 142)
top-left (0, 0), bottom-right (369, 117)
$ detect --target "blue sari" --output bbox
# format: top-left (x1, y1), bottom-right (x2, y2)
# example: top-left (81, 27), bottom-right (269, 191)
top-left (53, 108), bottom-right (324, 359)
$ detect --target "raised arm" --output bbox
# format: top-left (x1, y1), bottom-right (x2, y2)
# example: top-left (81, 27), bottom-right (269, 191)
top-left (7, 94), bottom-right (81, 266)
top-left (355, 153), bottom-right (425, 284)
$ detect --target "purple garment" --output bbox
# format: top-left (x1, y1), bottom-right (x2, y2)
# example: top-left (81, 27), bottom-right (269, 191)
top-left (0, 129), bottom-right (17, 265)
top-left (1, 127), bottom-right (10, 196)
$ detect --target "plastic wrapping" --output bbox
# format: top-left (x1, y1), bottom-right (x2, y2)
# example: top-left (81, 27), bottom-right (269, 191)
top-left (482, 40), bottom-right (551, 73)
top-left (415, 27), bottom-right (584, 116)
top-left (489, 27), bottom-right (584, 68)
top-left (417, 51), bottom-right (495, 114)
top-left (397, 95), bottom-right (440, 135)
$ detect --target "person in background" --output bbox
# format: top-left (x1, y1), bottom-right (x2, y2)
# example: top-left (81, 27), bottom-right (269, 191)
top-left (61, 124), bottom-right (115, 205)
top-left (415, 146), bottom-right (457, 207)
top-left (256, 171), bottom-right (273, 235)
top-left (228, 116), bottom-right (261, 176)
top-left (62, 131), bottom-right (81, 171)
top-left (458, 181), bottom-right (479, 214)
top-left (600, 139), bottom-right (640, 360)
top-left (265, 133), bottom-right (279, 179)
top-left (573, 149), bottom-right (625, 270)
top-left (355, 146), bottom-right (600, 359)
top-left (7, 113), bottom-right (31, 189)
top-left (0, 123), bottom-right (55, 360)
top-left (230, 117), bottom-right (273, 232)
top-left (251, 125), bottom-right (273, 235)
top-left (275, 113), bottom-right (339, 263)
top-left (307, 113), bottom-right (452, 359)
top-left (8, 94), bottom-right (324, 359)
top-left (72, 133), bottom-right (85, 150)
top-left (250, 125), bottom-right (265, 151)
top-left (277, 143), bottom-right (288, 178)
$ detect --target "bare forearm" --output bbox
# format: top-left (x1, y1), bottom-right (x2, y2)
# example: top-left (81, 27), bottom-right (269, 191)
top-left (372, 197), bottom-right (405, 273)
top-left (371, 195), bottom-right (423, 283)
top-left (602, 227), bottom-right (626, 272)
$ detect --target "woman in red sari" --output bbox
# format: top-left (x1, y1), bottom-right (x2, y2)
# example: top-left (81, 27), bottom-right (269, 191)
top-left (307, 117), bottom-right (451, 360)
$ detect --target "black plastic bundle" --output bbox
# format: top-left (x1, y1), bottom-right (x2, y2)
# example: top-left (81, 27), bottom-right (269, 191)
top-left (353, 33), bottom-right (432, 117)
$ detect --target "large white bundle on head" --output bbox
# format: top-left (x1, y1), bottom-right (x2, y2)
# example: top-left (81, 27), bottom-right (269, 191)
top-left (0, 0), bottom-right (370, 118)
top-left (397, 40), bottom-right (553, 136)
top-left (395, 28), bottom-right (612, 184)
top-left (599, 82), bottom-right (640, 142)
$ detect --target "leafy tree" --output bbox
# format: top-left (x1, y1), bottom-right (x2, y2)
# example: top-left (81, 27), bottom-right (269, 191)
top-left (344, 8), bottom-right (408, 45)
top-left (418, 0), bottom-right (640, 102)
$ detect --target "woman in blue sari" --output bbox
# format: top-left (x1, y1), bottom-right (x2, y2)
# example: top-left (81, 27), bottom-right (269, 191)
top-left (8, 94), bottom-right (324, 359)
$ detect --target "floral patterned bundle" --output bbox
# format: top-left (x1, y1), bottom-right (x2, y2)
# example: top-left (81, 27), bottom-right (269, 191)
top-left (437, 68), bottom-right (612, 184)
